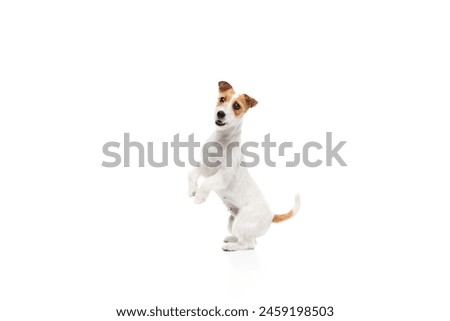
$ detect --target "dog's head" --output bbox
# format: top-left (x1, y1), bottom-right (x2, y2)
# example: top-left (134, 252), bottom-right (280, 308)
top-left (214, 81), bottom-right (258, 131)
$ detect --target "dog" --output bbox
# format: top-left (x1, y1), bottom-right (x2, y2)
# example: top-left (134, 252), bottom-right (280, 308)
top-left (188, 81), bottom-right (300, 251)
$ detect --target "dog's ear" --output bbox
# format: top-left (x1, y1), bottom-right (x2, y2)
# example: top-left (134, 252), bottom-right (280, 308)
top-left (218, 81), bottom-right (233, 92)
top-left (244, 94), bottom-right (258, 108)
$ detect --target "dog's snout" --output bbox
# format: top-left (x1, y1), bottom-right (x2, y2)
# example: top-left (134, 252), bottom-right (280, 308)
top-left (217, 111), bottom-right (226, 119)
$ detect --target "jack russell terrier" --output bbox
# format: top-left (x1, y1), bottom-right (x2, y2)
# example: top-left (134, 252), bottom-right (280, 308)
top-left (188, 81), bottom-right (300, 251)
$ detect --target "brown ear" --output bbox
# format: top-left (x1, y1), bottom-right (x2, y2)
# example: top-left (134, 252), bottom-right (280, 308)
top-left (244, 94), bottom-right (258, 108)
top-left (218, 81), bottom-right (233, 92)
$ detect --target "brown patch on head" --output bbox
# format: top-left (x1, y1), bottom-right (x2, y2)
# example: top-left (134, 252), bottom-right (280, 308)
top-left (231, 93), bottom-right (258, 117)
top-left (217, 81), bottom-right (235, 106)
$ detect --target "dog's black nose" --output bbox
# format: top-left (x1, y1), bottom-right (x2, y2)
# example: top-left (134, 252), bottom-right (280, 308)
top-left (217, 111), bottom-right (225, 119)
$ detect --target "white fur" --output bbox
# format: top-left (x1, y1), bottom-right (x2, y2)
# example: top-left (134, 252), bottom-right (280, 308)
top-left (188, 90), bottom-right (300, 251)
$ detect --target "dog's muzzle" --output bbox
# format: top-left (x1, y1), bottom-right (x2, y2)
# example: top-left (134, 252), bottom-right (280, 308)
top-left (216, 111), bottom-right (226, 126)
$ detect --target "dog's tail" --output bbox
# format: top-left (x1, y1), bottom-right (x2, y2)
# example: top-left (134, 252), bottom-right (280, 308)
top-left (272, 194), bottom-right (301, 223)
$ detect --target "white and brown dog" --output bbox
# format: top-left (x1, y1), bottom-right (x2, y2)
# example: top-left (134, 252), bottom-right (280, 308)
top-left (188, 81), bottom-right (300, 251)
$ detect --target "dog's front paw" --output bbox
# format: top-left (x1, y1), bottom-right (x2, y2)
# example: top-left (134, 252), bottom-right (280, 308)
top-left (194, 189), bottom-right (209, 204)
top-left (188, 186), bottom-right (197, 198)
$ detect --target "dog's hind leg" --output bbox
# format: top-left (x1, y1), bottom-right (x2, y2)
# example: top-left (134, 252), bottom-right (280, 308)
top-left (222, 206), bottom-right (270, 251)
top-left (227, 215), bottom-right (235, 232)
top-left (224, 215), bottom-right (238, 243)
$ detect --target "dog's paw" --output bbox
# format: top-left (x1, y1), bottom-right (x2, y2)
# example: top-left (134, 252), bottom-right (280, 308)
top-left (188, 187), bottom-right (197, 198)
top-left (223, 236), bottom-right (238, 243)
top-left (222, 242), bottom-right (255, 251)
top-left (194, 189), bottom-right (209, 204)
top-left (222, 243), bottom-right (236, 251)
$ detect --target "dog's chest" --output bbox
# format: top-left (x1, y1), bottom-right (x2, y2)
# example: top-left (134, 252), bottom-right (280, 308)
top-left (204, 138), bottom-right (242, 166)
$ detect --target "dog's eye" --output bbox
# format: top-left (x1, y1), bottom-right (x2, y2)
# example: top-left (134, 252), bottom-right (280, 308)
top-left (233, 103), bottom-right (240, 110)
top-left (219, 97), bottom-right (225, 103)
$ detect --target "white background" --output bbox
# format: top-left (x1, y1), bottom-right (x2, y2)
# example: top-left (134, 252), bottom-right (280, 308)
top-left (1, 1), bottom-right (449, 320)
